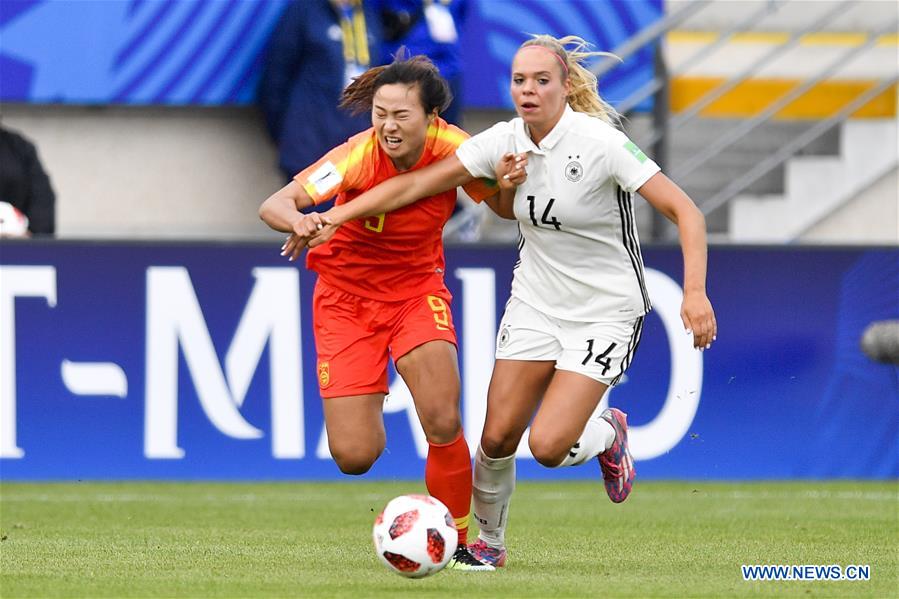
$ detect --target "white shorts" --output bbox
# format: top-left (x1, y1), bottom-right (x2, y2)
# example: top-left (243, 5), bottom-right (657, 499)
top-left (495, 296), bottom-right (645, 385)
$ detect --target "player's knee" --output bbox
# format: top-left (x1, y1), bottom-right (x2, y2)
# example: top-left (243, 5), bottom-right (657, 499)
top-left (334, 454), bottom-right (377, 475)
top-left (416, 395), bottom-right (462, 444)
top-left (331, 446), bottom-right (381, 475)
top-left (528, 434), bottom-right (569, 468)
top-left (480, 430), bottom-right (519, 459)
top-left (420, 412), bottom-right (462, 445)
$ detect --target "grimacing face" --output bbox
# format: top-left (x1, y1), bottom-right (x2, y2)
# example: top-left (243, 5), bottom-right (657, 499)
top-left (371, 83), bottom-right (435, 171)
top-left (510, 46), bottom-right (571, 134)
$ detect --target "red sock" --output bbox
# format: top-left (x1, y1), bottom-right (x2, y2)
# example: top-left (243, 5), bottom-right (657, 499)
top-left (425, 431), bottom-right (472, 546)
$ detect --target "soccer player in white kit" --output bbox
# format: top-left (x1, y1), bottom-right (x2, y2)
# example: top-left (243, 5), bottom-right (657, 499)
top-left (286, 34), bottom-right (718, 568)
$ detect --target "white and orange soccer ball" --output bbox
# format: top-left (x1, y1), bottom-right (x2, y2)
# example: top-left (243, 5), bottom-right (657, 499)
top-left (372, 494), bottom-right (458, 578)
top-left (0, 202), bottom-right (29, 237)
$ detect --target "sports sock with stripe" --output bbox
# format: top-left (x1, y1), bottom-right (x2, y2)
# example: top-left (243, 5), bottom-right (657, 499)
top-left (425, 431), bottom-right (473, 546)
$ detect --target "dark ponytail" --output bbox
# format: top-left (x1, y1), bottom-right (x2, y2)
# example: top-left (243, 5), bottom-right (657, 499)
top-left (340, 50), bottom-right (452, 116)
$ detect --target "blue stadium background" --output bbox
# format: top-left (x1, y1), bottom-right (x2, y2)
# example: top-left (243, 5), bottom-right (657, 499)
top-left (1, 1), bottom-right (896, 482)
top-left (0, 0), bottom-right (660, 109)
top-left (2, 243), bottom-right (896, 480)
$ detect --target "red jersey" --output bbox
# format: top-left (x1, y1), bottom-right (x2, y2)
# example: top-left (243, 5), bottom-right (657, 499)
top-left (295, 118), bottom-right (496, 301)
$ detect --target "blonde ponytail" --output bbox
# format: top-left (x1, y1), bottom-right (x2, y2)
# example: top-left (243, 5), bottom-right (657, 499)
top-left (521, 35), bottom-right (620, 126)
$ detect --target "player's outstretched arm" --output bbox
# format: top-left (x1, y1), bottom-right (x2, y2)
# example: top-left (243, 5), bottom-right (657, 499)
top-left (306, 154), bottom-right (475, 248)
top-left (260, 180), bottom-right (327, 260)
top-left (637, 172), bottom-right (717, 350)
top-left (259, 180), bottom-right (315, 233)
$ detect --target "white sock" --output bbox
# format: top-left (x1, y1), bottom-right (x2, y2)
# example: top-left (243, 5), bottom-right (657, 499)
top-left (472, 445), bottom-right (515, 549)
top-left (556, 416), bottom-right (616, 467)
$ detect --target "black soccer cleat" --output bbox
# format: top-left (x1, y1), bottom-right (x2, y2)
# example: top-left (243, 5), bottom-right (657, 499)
top-left (446, 544), bottom-right (496, 571)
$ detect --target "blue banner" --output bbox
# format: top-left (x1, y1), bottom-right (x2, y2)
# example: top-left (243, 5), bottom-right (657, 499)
top-left (461, 0), bottom-right (660, 110)
top-left (0, 0), bottom-right (659, 109)
top-left (0, 0), bottom-right (289, 105)
top-left (1, 242), bottom-right (896, 480)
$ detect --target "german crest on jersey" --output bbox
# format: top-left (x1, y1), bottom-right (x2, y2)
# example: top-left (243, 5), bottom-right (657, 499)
top-left (498, 326), bottom-right (511, 349)
top-left (564, 155), bottom-right (583, 182)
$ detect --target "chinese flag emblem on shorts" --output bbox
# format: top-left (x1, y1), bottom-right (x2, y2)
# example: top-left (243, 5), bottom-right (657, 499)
top-left (318, 361), bottom-right (330, 388)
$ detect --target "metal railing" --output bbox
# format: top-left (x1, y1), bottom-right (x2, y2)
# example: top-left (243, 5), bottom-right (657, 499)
top-left (699, 73), bottom-right (899, 218)
top-left (671, 16), bottom-right (898, 183)
top-left (592, 0), bottom-right (896, 241)
top-left (647, 0), bottom-right (856, 148)
top-left (592, 0), bottom-right (713, 80)
top-left (615, 0), bottom-right (786, 115)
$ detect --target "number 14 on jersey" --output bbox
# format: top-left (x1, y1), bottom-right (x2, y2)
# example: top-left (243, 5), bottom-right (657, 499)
top-left (526, 195), bottom-right (562, 230)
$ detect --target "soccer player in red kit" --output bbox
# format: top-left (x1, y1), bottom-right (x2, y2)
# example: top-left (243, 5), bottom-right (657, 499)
top-left (259, 54), bottom-right (506, 571)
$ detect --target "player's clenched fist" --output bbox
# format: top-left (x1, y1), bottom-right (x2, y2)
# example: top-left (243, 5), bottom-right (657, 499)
top-left (280, 213), bottom-right (323, 261)
top-left (495, 152), bottom-right (528, 190)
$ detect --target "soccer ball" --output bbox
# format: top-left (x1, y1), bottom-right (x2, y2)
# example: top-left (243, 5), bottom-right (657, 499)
top-left (372, 494), bottom-right (458, 578)
top-left (0, 202), bottom-right (29, 237)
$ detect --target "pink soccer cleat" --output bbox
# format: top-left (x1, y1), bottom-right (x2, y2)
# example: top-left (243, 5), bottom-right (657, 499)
top-left (598, 408), bottom-right (636, 503)
top-left (468, 539), bottom-right (507, 568)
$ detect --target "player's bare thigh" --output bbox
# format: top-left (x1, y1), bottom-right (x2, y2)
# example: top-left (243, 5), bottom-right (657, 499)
top-left (323, 393), bottom-right (386, 475)
top-left (480, 359), bottom-right (555, 458)
top-left (395, 340), bottom-right (461, 444)
top-left (528, 370), bottom-right (609, 467)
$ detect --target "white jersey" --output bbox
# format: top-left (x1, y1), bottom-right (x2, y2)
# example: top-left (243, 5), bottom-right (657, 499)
top-left (456, 105), bottom-right (661, 322)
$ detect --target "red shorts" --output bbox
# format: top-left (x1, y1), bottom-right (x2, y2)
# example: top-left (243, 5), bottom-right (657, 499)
top-left (312, 280), bottom-right (457, 398)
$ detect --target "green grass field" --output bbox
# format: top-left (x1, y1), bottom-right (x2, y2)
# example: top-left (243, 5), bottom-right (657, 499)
top-left (1, 481), bottom-right (896, 598)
